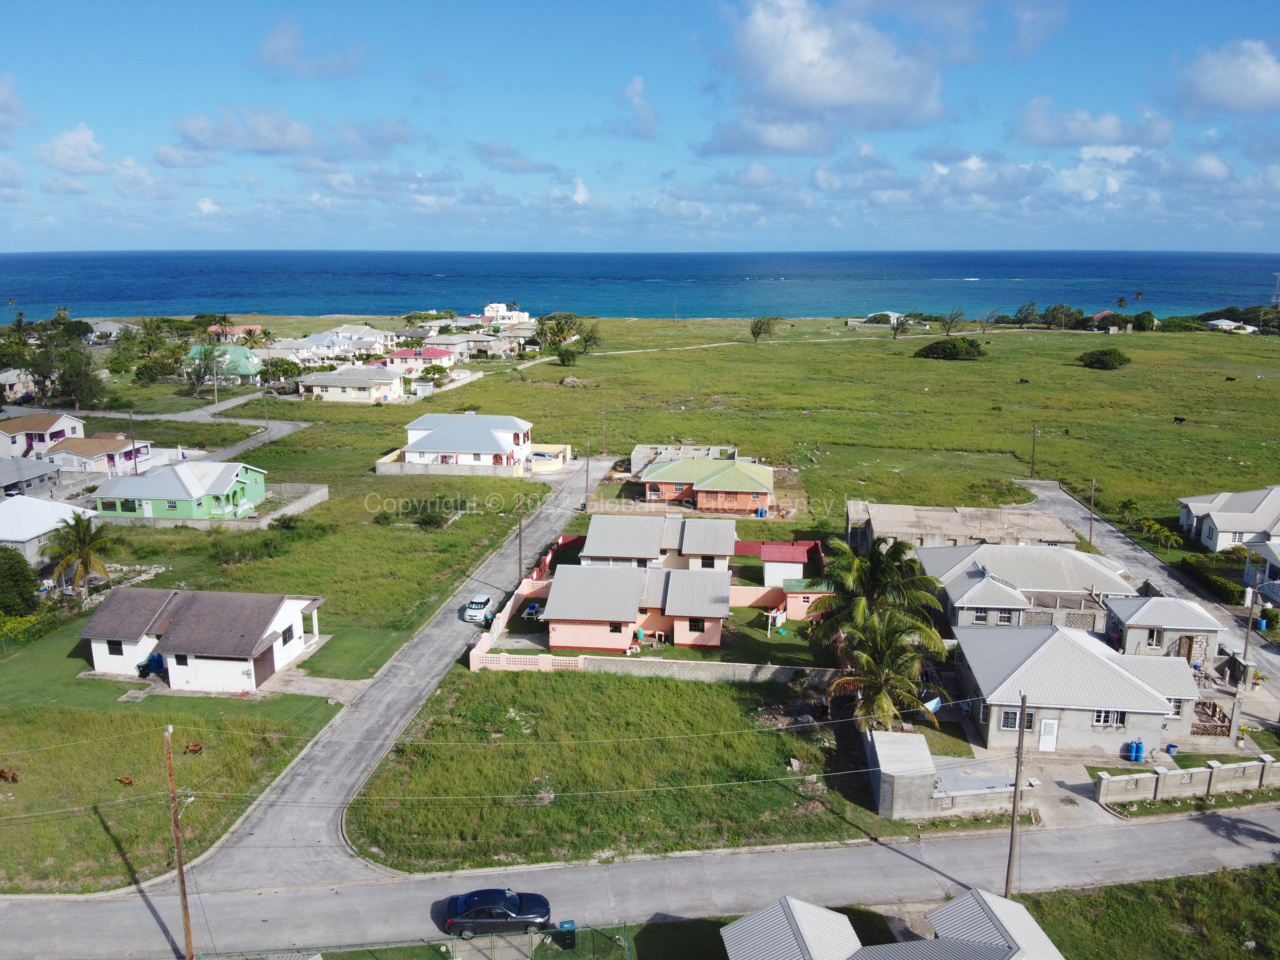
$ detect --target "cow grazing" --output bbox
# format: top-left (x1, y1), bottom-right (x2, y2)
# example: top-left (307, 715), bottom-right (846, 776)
top-left (0, 769), bottom-right (17, 784)
top-left (116, 776), bottom-right (133, 786)
top-left (1173, 416), bottom-right (1187, 424)
top-left (1226, 377), bottom-right (1237, 381)
top-left (185, 742), bottom-right (203, 755)
top-left (1018, 378), bottom-right (1030, 384)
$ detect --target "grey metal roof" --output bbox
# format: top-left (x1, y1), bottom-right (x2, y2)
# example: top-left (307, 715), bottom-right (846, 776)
top-left (1179, 485), bottom-right (1280, 534)
top-left (542, 565), bottom-right (645, 622)
top-left (856, 942), bottom-right (1009, 960)
top-left (0, 458), bottom-right (59, 485)
top-left (928, 890), bottom-right (1065, 960)
top-left (680, 518), bottom-right (738, 556)
top-left (1104, 596), bottom-right (1224, 632)
top-left (1108, 656), bottom-right (1200, 700)
top-left (664, 569), bottom-right (731, 618)
top-left (581, 516), bottom-right (664, 560)
top-left (956, 626), bottom-right (1173, 713)
top-left (95, 461), bottom-right (262, 502)
top-left (953, 577), bottom-right (1031, 610)
top-left (720, 896), bottom-right (860, 960)
top-left (918, 544), bottom-right (1135, 606)
top-left (297, 367), bottom-right (397, 388)
top-left (639, 569), bottom-right (670, 609)
top-left (403, 412), bottom-right (531, 455)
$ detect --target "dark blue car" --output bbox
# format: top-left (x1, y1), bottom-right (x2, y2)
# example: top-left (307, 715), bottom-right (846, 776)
top-left (445, 888), bottom-right (551, 939)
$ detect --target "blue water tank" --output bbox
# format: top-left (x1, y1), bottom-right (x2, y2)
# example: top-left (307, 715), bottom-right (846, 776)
top-left (1130, 739), bottom-right (1145, 762)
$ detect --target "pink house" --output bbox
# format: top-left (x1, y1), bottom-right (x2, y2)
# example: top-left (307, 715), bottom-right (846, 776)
top-left (542, 564), bottom-right (731, 651)
top-left (384, 347), bottom-right (455, 377)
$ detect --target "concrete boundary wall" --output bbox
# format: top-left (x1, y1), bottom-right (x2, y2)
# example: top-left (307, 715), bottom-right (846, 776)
top-left (1097, 753), bottom-right (1279, 807)
top-left (98, 483), bottom-right (328, 531)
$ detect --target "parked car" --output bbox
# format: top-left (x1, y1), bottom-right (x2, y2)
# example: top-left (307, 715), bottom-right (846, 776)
top-left (531, 451), bottom-right (558, 461)
top-left (445, 888), bottom-right (551, 940)
top-left (463, 594), bottom-right (494, 623)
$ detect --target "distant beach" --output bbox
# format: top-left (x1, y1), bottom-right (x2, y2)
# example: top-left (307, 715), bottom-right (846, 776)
top-left (1, 249), bottom-right (1276, 322)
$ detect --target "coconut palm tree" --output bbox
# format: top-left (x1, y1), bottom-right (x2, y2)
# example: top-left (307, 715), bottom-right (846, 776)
top-left (40, 513), bottom-right (117, 600)
top-left (216, 313), bottom-right (233, 342)
top-left (1117, 296), bottom-right (1128, 310)
top-left (826, 610), bottom-right (943, 731)
top-left (239, 329), bottom-right (268, 349)
top-left (1135, 291), bottom-right (1145, 302)
top-left (806, 536), bottom-right (944, 654)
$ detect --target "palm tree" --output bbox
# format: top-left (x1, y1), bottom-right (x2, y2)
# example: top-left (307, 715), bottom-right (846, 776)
top-left (806, 536), bottom-right (944, 654)
top-left (1154, 528), bottom-right (1183, 557)
top-left (40, 514), bottom-right (117, 600)
top-left (1135, 291), bottom-right (1145, 302)
top-left (216, 313), bottom-right (233, 342)
top-left (1117, 296), bottom-right (1128, 310)
top-left (239, 329), bottom-right (268, 349)
top-left (826, 610), bottom-right (943, 731)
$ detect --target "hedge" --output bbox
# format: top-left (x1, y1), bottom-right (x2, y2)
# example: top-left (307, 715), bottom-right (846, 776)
top-left (913, 337), bottom-right (986, 360)
top-left (1178, 557), bottom-right (1245, 605)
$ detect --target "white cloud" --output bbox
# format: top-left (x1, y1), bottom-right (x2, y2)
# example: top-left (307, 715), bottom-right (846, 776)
top-left (0, 155), bottom-right (25, 202)
top-left (572, 177), bottom-right (590, 204)
top-left (195, 197), bottom-right (221, 214)
top-left (0, 75), bottom-right (26, 132)
top-left (1182, 40), bottom-right (1280, 115)
top-left (40, 176), bottom-right (91, 195)
top-left (700, 118), bottom-right (832, 157)
top-left (726, 161), bottom-right (778, 187)
top-left (588, 76), bottom-right (659, 140)
top-left (254, 21), bottom-right (371, 80)
top-left (1016, 96), bottom-right (1173, 148)
top-left (32, 123), bottom-right (107, 174)
top-left (178, 108), bottom-right (319, 155)
top-left (1008, 0), bottom-right (1068, 57)
top-left (112, 157), bottom-right (172, 199)
top-left (469, 141), bottom-right (563, 176)
top-left (1079, 145), bottom-right (1141, 164)
top-left (1190, 152), bottom-right (1231, 181)
top-left (153, 144), bottom-right (214, 168)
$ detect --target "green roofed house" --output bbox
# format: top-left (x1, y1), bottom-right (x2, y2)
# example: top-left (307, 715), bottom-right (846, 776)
top-left (93, 461), bottom-right (267, 522)
top-left (640, 458), bottom-right (774, 516)
top-left (185, 343), bottom-right (264, 385)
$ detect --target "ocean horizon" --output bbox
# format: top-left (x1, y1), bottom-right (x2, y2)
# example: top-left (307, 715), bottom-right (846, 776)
top-left (2, 249), bottom-right (1277, 323)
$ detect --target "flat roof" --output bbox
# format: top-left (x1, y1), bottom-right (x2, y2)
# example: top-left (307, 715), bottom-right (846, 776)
top-left (846, 501), bottom-right (1076, 543)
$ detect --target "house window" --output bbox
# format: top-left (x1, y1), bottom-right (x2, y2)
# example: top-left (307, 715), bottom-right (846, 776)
top-left (1145, 629), bottom-right (1161, 648)
top-left (281, 625), bottom-right (294, 645)
top-left (175, 654), bottom-right (188, 666)
top-left (726, 493), bottom-right (738, 504)
top-left (674, 483), bottom-right (685, 493)
top-left (195, 499), bottom-right (203, 508)
top-left (979, 703), bottom-right (990, 724)
top-left (1231, 531), bottom-right (1245, 544)
top-left (107, 640), bottom-right (123, 656)
top-left (473, 453), bottom-right (482, 463)
top-left (688, 617), bottom-right (706, 633)
top-left (101, 499), bottom-right (118, 511)
top-left (751, 493), bottom-right (759, 501)
top-left (701, 555), bottom-right (715, 569)
top-left (997, 610), bottom-right (1013, 625)
top-left (166, 501), bottom-right (178, 511)
top-left (121, 499), bottom-right (137, 513)
top-left (647, 484), bottom-right (661, 500)
top-left (1001, 710), bottom-right (1019, 730)
top-left (609, 623), bottom-right (622, 634)
top-left (1169, 699), bottom-right (1184, 717)
top-left (1093, 709), bottom-right (1127, 726)
top-left (972, 609), bottom-right (988, 624)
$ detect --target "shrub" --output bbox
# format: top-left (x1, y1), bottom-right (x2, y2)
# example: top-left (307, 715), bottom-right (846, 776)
top-left (415, 510), bottom-right (448, 530)
top-left (373, 511), bottom-right (394, 526)
top-left (913, 337), bottom-right (986, 360)
top-left (1178, 557), bottom-right (1245, 605)
top-left (1077, 348), bottom-right (1132, 370)
top-left (556, 344), bottom-right (579, 366)
top-left (0, 547), bottom-right (38, 616)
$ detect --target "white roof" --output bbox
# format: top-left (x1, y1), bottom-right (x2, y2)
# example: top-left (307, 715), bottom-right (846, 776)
top-left (1104, 596), bottom-right (1223, 632)
top-left (918, 544), bottom-right (1134, 608)
top-left (96, 461), bottom-right (262, 501)
top-left (297, 367), bottom-right (398, 388)
top-left (403, 412), bottom-right (531, 455)
top-left (720, 896), bottom-right (860, 960)
top-left (0, 495), bottom-right (96, 542)
top-left (1178, 485), bottom-right (1280, 535)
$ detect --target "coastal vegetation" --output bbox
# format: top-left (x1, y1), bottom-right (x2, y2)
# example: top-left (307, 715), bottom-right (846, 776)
top-left (913, 336), bottom-right (986, 360)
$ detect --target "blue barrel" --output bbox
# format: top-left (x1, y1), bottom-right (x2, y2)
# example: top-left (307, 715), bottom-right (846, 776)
top-left (1259, 618), bottom-right (1268, 631)
top-left (1132, 739), bottom-right (1144, 762)
top-left (1167, 744), bottom-right (1179, 756)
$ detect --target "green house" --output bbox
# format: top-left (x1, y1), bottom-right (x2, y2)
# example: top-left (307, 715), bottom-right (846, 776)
top-left (186, 343), bottom-right (264, 385)
top-left (93, 462), bottom-right (267, 520)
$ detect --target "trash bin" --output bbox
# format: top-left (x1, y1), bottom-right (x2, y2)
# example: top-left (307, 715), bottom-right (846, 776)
top-left (1166, 744), bottom-right (1179, 757)
top-left (558, 920), bottom-right (576, 950)
top-left (1259, 618), bottom-right (1269, 631)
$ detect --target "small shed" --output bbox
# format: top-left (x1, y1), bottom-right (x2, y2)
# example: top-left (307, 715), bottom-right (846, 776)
top-left (762, 542), bottom-right (808, 587)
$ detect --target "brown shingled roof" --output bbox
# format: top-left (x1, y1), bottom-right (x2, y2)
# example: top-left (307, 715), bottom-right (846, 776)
top-left (0, 413), bottom-right (78, 435)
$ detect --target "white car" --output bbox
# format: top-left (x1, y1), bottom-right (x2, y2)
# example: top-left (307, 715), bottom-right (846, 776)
top-left (463, 594), bottom-right (494, 623)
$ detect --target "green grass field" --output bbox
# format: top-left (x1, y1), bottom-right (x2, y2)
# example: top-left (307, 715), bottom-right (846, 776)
top-left (81, 416), bottom-right (259, 451)
top-left (0, 620), bottom-right (338, 892)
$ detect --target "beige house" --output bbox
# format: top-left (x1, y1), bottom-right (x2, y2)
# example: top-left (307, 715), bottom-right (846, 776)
top-left (297, 366), bottom-right (405, 403)
top-left (1104, 596), bottom-right (1224, 663)
top-left (47, 433), bottom-right (152, 477)
top-left (846, 501), bottom-right (1076, 553)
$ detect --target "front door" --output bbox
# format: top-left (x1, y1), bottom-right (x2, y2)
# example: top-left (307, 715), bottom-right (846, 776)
top-left (252, 647), bottom-right (276, 688)
top-left (1039, 719), bottom-right (1058, 752)
top-left (142, 500), bottom-right (153, 518)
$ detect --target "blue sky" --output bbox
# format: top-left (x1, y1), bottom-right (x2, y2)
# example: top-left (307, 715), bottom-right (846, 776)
top-left (1, 1), bottom-right (1279, 252)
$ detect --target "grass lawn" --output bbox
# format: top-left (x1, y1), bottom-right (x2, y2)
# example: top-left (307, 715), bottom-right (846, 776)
top-left (94, 374), bottom-right (259, 414)
top-left (1022, 863), bottom-right (1280, 958)
top-left (0, 619), bottom-right (338, 892)
top-left (1113, 786), bottom-right (1280, 818)
top-left (920, 721), bottom-right (975, 758)
top-left (347, 668), bottom-right (1023, 875)
top-left (81, 416), bottom-right (259, 451)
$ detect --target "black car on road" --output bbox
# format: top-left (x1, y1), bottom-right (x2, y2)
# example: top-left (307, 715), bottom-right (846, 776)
top-left (445, 888), bottom-right (551, 939)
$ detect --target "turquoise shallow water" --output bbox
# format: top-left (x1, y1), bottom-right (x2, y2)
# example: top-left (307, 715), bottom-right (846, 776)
top-left (1, 249), bottom-right (1276, 322)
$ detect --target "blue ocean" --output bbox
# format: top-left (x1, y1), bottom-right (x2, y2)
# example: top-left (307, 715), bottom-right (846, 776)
top-left (0, 250), bottom-right (1276, 322)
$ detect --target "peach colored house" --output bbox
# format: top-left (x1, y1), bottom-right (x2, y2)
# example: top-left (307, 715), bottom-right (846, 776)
top-left (542, 564), bottom-right (731, 651)
top-left (579, 515), bottom-right (737, 570)
top-left (639, 459), bottom-right (774, 516)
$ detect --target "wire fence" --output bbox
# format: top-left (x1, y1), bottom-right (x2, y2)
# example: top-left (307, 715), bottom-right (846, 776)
top-left (0, 610), bottom-right (63, 656)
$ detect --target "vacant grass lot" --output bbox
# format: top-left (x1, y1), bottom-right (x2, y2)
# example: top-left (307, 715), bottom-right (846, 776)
top-left (81, 416), bottom-right (258, 451)
top-left (348, 669), bottom-right (1015, 874)
top-left (0, 620), bottom-right (338, 892)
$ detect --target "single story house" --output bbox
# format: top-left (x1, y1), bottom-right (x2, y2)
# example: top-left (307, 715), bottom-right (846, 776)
top-left (47, 433), bottom-right (152, 477)
top-left (297, 366), bottom-right (405, 403)
top-left (206, 323), bottom-right (262, 341)
top-left (917, 543), bottom-right (1136, 633)
top-left (845, 501), bottom-right (1076, 553)
top-left (383, 347), bottom-right (455, 377)
top-left (1178, 484), bottom-right (1280, 551)
top-left (186, 343), bottom-right (264, 385)
top-left (81, 587), bottom-right (325, 693)
top-left (1104, 596), bottom-right (1224, 662)
top-left (390, 320), bottom-right (452, 342)
top-left (629, 444), bottom-right (739, 477)
top-left (402, 411), bottom-right (531, 468)
top-left (955, 625), bottom-right (1198, 755)
top-left (640, 458), bottom-right (774, 515)
top-left (0, 495), bottom-right (97, 566)
top-left (579, 514), bottom-right (737, 570)
top-left (94, 461), bottom-right (267, 521)
top-left (1204, 318), bottom-right (1257, 333)
top-left (325, 324), bottom-right (397, 351)
top-left (0, 412), bottom-right (86, 458)
top-left (87, 319), bottom-right (139, 341)
top-left (762, 541), bottom-right (808, 586)
top-left (542, 564), bottom-right (731, 650)
top-left (0, 368), bottom-right (35, 401)
top-left (420, 332), bottom-right (515, 359)
top-left (0, 458), bottom-right (60, 498)
top-left (721, 888), bottom-right (1064, 960)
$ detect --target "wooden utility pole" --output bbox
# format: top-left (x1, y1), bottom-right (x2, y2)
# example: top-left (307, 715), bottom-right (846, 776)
top-left (1005, 693), bottom-right (1029, 899)
top-left (262, 390), bottom-right (270, 440)
top-left (1030, 425), bottom-right (1037, 479)
top-left (1088, 479), bottom-right (1096, 546)
top-left (129, 402), bottom-right (138, 476)
top-left (517, 499), bottom-right (524, 585)
top-left (1231, 588), bottom-right (1261, 740)
top-left (583, 440), bottom-right (590, 510)
top-left (164, 726), bottom-right (194, 960)
top-left (602, 402), bottom-right (607, 457)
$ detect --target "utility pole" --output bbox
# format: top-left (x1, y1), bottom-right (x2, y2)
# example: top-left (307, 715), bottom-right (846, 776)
top-left (517, 498), bottom-right (524, 585)
top-left (1030, 424), bottom-right (1038, 479)
top-left (1004, 693), bottom-right (1028, 899)
top-left (1231, 588), bottom-right (1261, 740)
top-left (262, 390), bottom-right (270, 441)
top-left (583, 440), bottom-right (590, 511)
top-left (1088, 478), bottom-right (1096, 546)
top-left (164, 726), bottom-right (195, 960)
top-left (602, 402), bottom-right (607, 457)
top-left (129, 402), bottom-right (138, 476)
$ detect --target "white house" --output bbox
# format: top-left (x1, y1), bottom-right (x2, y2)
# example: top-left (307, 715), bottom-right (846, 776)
top-left (324, 324), bottom-right (397, 352)
top-left (87, 320), bottom-right (139, 341)
top-left (0, 368), bottom-right (35, 402)
top-left (483, 302), bottom-right (530, 326)
top-left (297, 366), bottom-right (405, 403)
top-left (47, 433), bottom-right (152, 477)
top-left (402, 411), bottom-right (532, 468)
top-left (0, 495), bottom-right (97, 566)
top-left (1179, 485), bottom-right (1280, 551)
top-left (1204, 318), bottom-right (1257, 333)
top-left (0, 413), bottom-right (86, 458)
top-left (81, 587), bottom-right (325, 692)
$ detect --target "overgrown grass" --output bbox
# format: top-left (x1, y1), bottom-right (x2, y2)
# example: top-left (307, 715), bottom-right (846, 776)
top-left (1022, 864), bottom-right (1280, 958)
top-left (348, 668), bottom-right (1020, 874)
top-left (81, 416), bottom-right (258, 451)
top-left (1112, 787), bottom-right (1280, 818)
top-left (0, 620), bottom-right (338, 892)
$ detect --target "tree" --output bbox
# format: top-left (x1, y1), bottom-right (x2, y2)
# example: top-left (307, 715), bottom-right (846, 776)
top-left (56, 346), bottom-right (107, 410)
top-left (888, 315), bottom-right (910, 339)
top-left (1013, 300), bottom-right (1039, 326)
top-left (826, 610), bottom-right (943, 731)
top-left (749, 315), bottom-right (779, 343)
top-left (0, 546), bottom-right (38, 616)
top-left (536, 313), bottom-right (581, 345)
top-left (975, 309), bottom-right (998, 333)
top-left (40, 513), bottom-right (117, 600)
top-left (578, 321), bottom-right (602, 354)
top-left (556, 343), bottom-right (579, 366)
top-left (1117, 296), bottom-right (1128, 310)
top-left (240, 329), bottom-right (268, 349)
top-left (1154, 528), bottom-right (1183, 556)
top-left (1077, 348), bottom-right (1131, 370)
top-left (1137, 517), bottom-right (1163, 536)
top-left (133, 357), bottom-right (174, 384)
top-left (1117, 498), bottom-right (1140, 523)
top-left (914, 337), bottom-right (986, 360)
top-left (938, 307), bottom-right (965, 336)
top-left (186, 343), bottom-right (224, 397)
top-left (263, 357), bottom-right (302, 380)
top-left (1042, 302), bottom-right (1078, 331)
top-left (27, 331), bottom-right (60, 402)
top-left (216, 313), bottom-right (233, 342)
top-left (1135, 291), bottom-right (1145, 302)
top-left (806, 537), bottom-right (944, 654)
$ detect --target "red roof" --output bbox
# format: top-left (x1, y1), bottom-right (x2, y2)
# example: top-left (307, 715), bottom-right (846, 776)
top-left (760, 542), bottom-right (810, 563)
top-left (388, 347), bottom-right (453, 359)
top-left (1091, 310), bottom-right (1115, 321)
